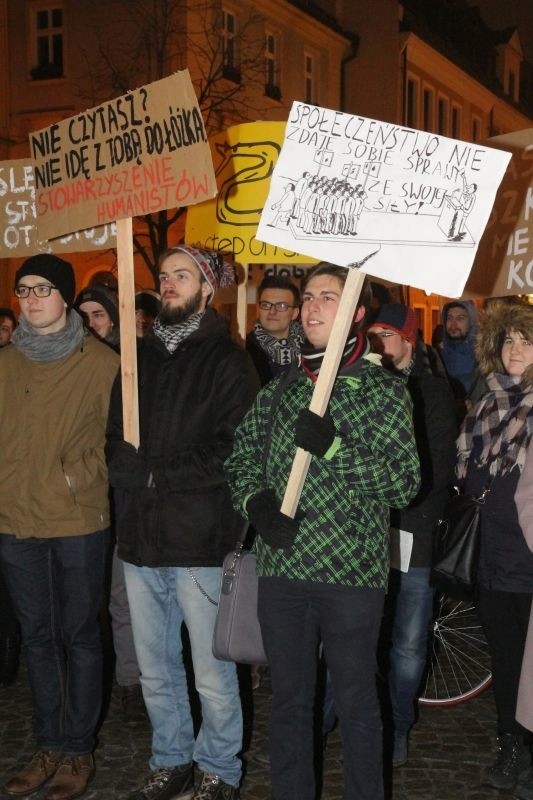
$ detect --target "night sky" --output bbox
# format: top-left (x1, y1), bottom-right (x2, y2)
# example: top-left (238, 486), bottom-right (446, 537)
top-left (466, 0), bottom-right (533, 64)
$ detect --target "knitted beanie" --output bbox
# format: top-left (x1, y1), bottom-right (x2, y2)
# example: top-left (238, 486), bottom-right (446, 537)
top-left (15, 254), bottom-right (76, 308)
top-left (372, 303), bottom-right (418, 346)
top-left (74, 284), bottom-right (119, 326)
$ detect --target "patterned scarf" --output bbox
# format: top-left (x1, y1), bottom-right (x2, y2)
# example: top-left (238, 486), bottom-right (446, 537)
top-left (253, 320), bottom-right (304, 367)
top-left (12, 308), bottom-right (85, 362)
top-left (152, 312), bottom-right (204, 353)
top-left (301, 331), bottom-right (369, 378)
top-left (456, 371), bottom-right (533, 479)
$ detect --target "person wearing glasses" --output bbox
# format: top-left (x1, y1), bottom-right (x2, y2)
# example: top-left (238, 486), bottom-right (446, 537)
top-left (0, 254), bottom-right (119, 800)
top-left (246, 275), bottom-right (303, 387)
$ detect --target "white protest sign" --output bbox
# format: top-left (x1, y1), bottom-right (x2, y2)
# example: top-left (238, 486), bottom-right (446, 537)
top-left (29, 70), bottom-right (217, 240)
top-left (0, 159), bottom-right (116, 257)
top-left (257, 102), bottom-right (512, 297)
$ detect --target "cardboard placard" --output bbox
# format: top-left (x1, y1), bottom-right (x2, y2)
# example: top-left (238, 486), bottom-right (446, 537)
top-left (465, 128), bottom-right (533, 297)
top-left (0, 159), bottom-right (115, 257)
top-left (30, 70), bottom-right (217, 240)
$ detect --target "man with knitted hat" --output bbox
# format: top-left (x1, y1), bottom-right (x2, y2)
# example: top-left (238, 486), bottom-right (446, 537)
top-left (368, 304), bottom-right (456, 768)
top-left (0, 254), bottom-right (119, 800)
top-left (106, 245), bottom-right (258, 800)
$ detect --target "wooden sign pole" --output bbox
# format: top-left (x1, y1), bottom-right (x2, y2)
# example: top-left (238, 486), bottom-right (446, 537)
top-left (236, 262), bottom-right (249, 343)
top-left (280, 249), bottom-right (380, 518)
top-left (116, 217), bottom-right (140, 448)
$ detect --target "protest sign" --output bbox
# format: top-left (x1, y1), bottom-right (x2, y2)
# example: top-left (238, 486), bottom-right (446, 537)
top-left (257, 102), bottom-right (512, 298)
top-left (29, 70), bottom-right (217, 240)
top-left (185, 121), bottom-right (316, 264)
top-left (0, 159), bottom-right (115, 257)
top-left (465, 128), bottom-right (533, 297)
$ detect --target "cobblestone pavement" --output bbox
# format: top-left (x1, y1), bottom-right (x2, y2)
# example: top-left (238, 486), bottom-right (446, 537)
top-left (0, 658), bottom-right (507, 800)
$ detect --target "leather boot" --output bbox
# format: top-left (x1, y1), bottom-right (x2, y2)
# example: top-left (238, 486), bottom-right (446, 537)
top-left (45, 754), bottom-right (95, 800)
top-left (483, 733), bottom-right (531, 790)
top-left (0, 633), bottom-right (21, 686)
top-left (3, 750), bottom-right (62, 796)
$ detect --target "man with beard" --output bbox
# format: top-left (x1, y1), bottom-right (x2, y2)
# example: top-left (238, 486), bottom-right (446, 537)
top-left (441, 300), bottom-right (486, 420)
top-left (106, 246), bottom-right (258, 800)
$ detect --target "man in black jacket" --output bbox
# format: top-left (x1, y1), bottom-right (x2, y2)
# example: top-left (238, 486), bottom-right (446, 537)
top-left (106, 246), bottom-right (258, 800)
top-left (368, 304), bottom-right (457, 768)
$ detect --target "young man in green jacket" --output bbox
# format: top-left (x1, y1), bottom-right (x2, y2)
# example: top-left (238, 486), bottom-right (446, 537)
top-left (225, 262), bottom-right (420, 800)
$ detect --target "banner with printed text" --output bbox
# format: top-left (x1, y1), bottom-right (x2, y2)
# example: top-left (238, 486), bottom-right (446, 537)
top-left (0, 159), bottom-right (116, 257)
top-left (29, 70), bottom-right (216, 241)
top-left (256, 102), bottom-right (512, 297)
top-left (185, 121), bottom-right (316, 264)
top-left (465, 128), bottom-right (533, 297)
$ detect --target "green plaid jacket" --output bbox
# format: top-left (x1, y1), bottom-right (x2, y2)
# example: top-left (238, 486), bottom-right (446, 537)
top-left (225, 357), bottom-right (420, 589)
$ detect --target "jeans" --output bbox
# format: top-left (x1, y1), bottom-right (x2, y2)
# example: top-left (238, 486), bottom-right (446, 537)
top-left (109, 547), bottom-right (140, 687)
top-left (258, 576), bottom-right (385, 800)
top-left (0, 531), bottom-right (107, 754)
top-left (388, 567), bottom-right (435, 736)
top-left (124, 563), bottom-right (242, 786)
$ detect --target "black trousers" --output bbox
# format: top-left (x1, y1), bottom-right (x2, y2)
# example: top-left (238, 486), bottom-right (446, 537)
top-left (0, 565), bottom-right (20, 636)
top-left (477, 586), bottom-right (532, 737)
top-left (258, 576), bottom-right (385, 800)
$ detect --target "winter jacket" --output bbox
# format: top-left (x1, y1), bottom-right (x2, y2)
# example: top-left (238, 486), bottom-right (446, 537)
top-left (516, 442), bottom-right (533, 732)
top-left (225, 354), bottom-right (420, 590)
top-left (460, 301), bottom-right (533, 592)
top-left (0, 335), bottom-right (119, 538)
top-left (390, 341), bottom-right (457, 567)
top-left (106, 309), bottom-right (259, 568)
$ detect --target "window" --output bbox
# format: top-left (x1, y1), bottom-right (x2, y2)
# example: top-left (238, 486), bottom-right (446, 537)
top-left (422, 87), bottom-right (434, 131)
top-left (451, 104), bottom-right (462, 139)
top-left (265, 32), bottom-right (281, 100)
top-left (30, 5), bottom-right (63, 80)
top-left (406, 77), bottom-right (419, 128)
top-left (222, 9), bottom-right (240, 82)
top-left (437, 96), bottom-right (449, 136)
top-left (304, 53), bottom-right (315, 105)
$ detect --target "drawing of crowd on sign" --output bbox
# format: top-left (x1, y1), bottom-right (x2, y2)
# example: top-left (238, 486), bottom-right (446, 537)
top-left (257, 103), bottom-right (512, 297)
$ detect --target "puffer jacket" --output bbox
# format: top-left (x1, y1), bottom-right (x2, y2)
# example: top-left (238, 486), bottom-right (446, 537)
top-left (0, 335), bottom-right (119, 538)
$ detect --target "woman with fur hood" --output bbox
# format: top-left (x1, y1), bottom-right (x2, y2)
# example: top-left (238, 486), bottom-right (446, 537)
top-left (456, 300), bottom-right (533, 796)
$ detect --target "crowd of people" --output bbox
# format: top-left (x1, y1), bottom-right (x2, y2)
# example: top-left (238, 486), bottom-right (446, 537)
top-left (0, 250), bottom-right (532, 800)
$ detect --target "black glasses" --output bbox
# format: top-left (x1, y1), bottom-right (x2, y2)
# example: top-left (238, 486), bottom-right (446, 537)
top-left (14, 284), bottom-right (58, 299)
top-left (259, 301), bottom-right (295, 312)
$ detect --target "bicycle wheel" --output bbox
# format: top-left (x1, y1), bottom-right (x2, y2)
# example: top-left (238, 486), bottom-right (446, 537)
top-left (418, 594), bottom-right (492, 707)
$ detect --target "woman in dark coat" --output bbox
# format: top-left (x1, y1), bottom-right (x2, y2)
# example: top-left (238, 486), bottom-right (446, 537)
top-left (456, 301), bottom-right (533, 794)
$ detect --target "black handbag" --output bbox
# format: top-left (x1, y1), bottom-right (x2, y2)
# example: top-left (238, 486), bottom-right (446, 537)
top-left (431, 485), bottom-right (490, 600)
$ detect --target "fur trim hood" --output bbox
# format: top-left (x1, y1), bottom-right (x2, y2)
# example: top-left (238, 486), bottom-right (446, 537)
top-left (475, 301), bottom-right (533, 381)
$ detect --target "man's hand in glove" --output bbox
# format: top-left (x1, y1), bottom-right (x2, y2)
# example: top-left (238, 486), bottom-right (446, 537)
top-left (247, 488), bottom-right (301, 550)
top-left (294, 408), bottom-right (336, 457)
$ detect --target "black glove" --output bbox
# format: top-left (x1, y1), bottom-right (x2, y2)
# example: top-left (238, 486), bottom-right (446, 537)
top-left (294, 408), bottom-right (336, 457)
top-left (107, 441), bottom-right (151, 489)
top-left (247, 489), bottom-right (301, 550)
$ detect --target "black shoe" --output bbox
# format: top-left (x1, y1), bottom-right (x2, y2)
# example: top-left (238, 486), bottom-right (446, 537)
top-left (483, 734), bottom-right (531, 790)
top-left (193, 773), bottom-right (239, 800)
top-left (0, 634), bottom-right (21, 686)
top-left (127, 764), bottom-right (194, 800)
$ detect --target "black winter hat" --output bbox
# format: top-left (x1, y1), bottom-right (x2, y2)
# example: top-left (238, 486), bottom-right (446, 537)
top-left (74, 284), bottom-right (119, 326)
top-left (135, 290), bottom-right (161, 318)
top-left (0, 307), bottom-right (16, 327)
top-left (15, 254), bottom-right (76, 308)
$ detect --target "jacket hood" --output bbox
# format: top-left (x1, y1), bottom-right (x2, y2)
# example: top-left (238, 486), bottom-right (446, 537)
top-left (475, 301), bottom-right (533, 380)
top-left (442, 300), bottom-right (478, 346)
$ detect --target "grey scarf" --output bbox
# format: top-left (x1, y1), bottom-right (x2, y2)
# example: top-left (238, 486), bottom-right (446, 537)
top-left (12, 309), bottom-right (85, 362)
